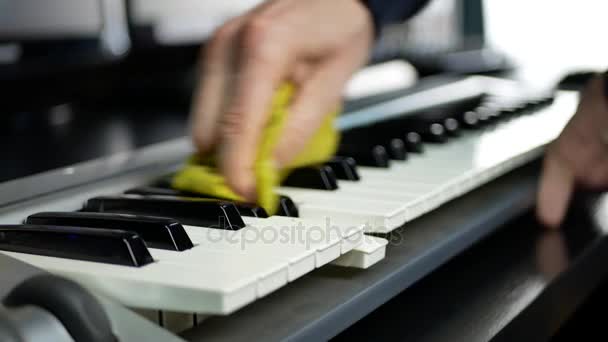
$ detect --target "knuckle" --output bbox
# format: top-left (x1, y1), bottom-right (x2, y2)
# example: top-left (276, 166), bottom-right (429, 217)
top-left (211, 26), bottom-right (232, 47)
top-left (216, 17), bottom-right (242, 42)
top-left (243, 16), bottom-right (272, 42)
top-left (219, 111), bottom-right (246, 139)
top-left (192, 129), bottom-right (213, 153)
top-left (207, 19), bottom-right (241, 54)
top-left (240, 17), bottom-right (280, 61)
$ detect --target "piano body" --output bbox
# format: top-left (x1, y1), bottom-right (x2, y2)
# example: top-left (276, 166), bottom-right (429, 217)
top-left (1, 1), bottom-right (607, 341)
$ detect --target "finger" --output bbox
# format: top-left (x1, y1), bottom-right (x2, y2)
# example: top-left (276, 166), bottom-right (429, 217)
top-left (583, 157), bottom-right (608, 189)
top-left (274, 48), bottom-right (369, 166)
top-left (536, 231), bottom-right (569, 278)
top-left (537, 149), bottom-right (575, 228)
top-left (190, 17), bottom-right (243, 154)
top-left (218, 18), bottom-right (290, 200)
top-left (559, 127), bottom-right (598, 177)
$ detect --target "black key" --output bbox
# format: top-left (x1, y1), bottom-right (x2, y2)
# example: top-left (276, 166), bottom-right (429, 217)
top-left (476, 106), bottom-right (500, 122)
top-left (460, 111), bottom-right (480, 129)
top-left (508, 103), bottom-right (528, 116)
top-left (527, 96), bottom-right (553, 111)
top-left (383, 115), bottom-right (447, 144)
top-left (0, 225), bottom-right (153, 267)
top-left (345, 135), bottom-right (407, 160)
top-left (83, 196), bottom-right (246, 230)
top-left (540, 95), bottom-right (555, 106)
top-left (404, 132), bottom-right (424, 153)
top-left (26, 212), bottom-right (194, 252)
top-left (521, 97), bottom-right (552, 114)
top-left (325, 157), bottom-right (360, 181)
top-left (145, 173), bottom-right (175, 189)
top-left (276, 195), bottom-right (299, 217)
top-left (423, 123), bottom-right (447, 143)
top-left (524, 98), bottom-right (543, 111)
top-left (125, 187), bottom-right (269, 218)
top-left (337, 127), bottom-right (391, 167)
top-left (125, 187), bottom-right (186, 197)
top-left (476, 108), bottom-right (492, 125)
top-left (282, 166), bottom-right (338, 190)
top-left (385, 138), bottom-right (408, 160)
top-left (225, 202), bottom-right (268, 218)
top-left (499, 106), bottom-right (518, 117)
top-left (390, 116), bottom-right (448, 144)
top-left (443, 118), bottom-right (460, 136)
top-left (339, 144), bottom-right (390, 168)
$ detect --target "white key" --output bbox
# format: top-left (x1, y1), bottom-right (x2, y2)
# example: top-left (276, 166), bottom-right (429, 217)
top-left (183, 215), bottom-right (349, 273)
top-left (148, 248), bottom-right (287, 298)
top-left (344, 177), bottom-right (446, 209)
top-left (245, 215), bottom-right (365, 254)
top-left (343, 179), bottom-right (438, 195)
top-left (182, 226), bottom-right (315, 281)
top-left (357, 173), bottom-right (452, 217)
top-left (2, 251), bottom-right (259, 315)
top-left (357, 164), bottom-right (466, 193)
top-left (277, 187), bottom-right (410, 232)
top-left (243, 216), bottom-right (359, 261)
top-left (331, 236), bottom-right (388, 269)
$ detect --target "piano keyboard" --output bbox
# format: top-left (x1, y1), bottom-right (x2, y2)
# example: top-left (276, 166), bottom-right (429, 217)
top-left (0, 76), bottom-right (579, 334)
top-left (279, 88), bottom-right (578, 233)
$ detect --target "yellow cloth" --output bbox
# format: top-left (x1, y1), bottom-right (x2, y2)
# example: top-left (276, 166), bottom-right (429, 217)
top-left (171, 83), bottom-right (340, 215)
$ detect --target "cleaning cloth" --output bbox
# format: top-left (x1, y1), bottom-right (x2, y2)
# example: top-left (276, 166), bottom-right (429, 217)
top-left (171, 83), bottom-right (340, 215)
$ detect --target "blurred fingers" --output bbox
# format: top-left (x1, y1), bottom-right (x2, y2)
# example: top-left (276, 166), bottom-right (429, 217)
top-left (274, 47), bottom-right (369, 166)
top-left (218, 17), bottom-right (290, 200)
top-left (191, 17), bottom-right (244, 153)
top-left (537, 146), bottom-right (575, 228)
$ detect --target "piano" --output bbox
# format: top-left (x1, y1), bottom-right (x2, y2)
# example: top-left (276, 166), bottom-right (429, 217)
top-left (2, 1), bottom-right (608, 341)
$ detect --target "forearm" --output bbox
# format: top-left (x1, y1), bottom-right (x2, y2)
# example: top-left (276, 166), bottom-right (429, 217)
top-left (361, 0), bottom-right (431, 35)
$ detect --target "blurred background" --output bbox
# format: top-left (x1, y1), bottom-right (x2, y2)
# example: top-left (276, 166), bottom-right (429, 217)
top-left (1, 0), bottom-right (608, 182)
top-left (484, 0), bottom-right (608, 87)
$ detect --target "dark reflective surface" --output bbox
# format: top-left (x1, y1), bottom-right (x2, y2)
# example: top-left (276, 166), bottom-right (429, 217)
top-left (333, 193), bottom-right (608, 342)
top-left (0, 104), bottom-right (189, 184)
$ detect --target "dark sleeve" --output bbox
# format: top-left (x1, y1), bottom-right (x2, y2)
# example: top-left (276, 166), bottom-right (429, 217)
top-left (361, 0), bottom-right (431, 36)
top-left (604, 71), bottom-right (608, 99)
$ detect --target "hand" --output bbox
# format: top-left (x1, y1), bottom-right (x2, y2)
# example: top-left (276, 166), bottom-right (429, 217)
top-left (190, 0), bottom-right (374, 201)
top-left (537, 74), bottom-right (608, 228)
